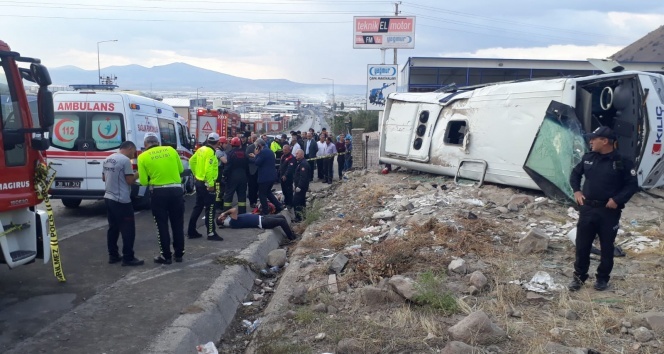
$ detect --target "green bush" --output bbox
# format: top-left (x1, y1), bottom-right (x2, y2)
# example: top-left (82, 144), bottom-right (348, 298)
top-left (413, 271), bottom-right (459, 315)
top-left (331, 110), bottom-right (380, 136)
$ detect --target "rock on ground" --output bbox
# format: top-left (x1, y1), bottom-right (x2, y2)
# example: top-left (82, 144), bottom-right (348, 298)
top-left (329, 253), bottom-right (349, 274)
top-left (388, 275), bottom-right (418, 300)
top-left (543, 342), bottom-right (586, 354)
top-left (289, 285), bottom-right (308, 305)
top-left (327, 274), bottom-right (339, 294)
top-left (337, 338), bottom-right (364, 354)
top-left (267, 249), bottom-right (287, 267)
top-left (633, 326), bottom-right (654, 343)
top-left (469, 271), bottom-right (488, 289)
top-left (441, 341), bottom-right (478, 354)
top-left (448, 310), bottom-right (507, 345)
top-left (632, 312), bottom-right (664, 336)
top-left (518, 228), bottom-right (549, 253)
top-left (449, 258), bottom-right (468, 274)
top-left (360, 286), bottom-right (404, 305)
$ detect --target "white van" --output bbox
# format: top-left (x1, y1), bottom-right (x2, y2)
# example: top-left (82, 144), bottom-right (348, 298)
top-left (47, 89), bottom-right (195, 208)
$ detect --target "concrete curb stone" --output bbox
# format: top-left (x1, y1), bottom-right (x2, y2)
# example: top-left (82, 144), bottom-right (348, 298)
top-left (145, 228), bottom-right (285, 353)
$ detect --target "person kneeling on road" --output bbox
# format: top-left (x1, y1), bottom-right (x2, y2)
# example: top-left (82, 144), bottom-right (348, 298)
top-left (216, 207), bottom-right (297, 242)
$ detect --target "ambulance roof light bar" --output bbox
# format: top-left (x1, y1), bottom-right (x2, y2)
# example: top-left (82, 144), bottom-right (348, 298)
top-left (70, 84), bottom-right (118, 91)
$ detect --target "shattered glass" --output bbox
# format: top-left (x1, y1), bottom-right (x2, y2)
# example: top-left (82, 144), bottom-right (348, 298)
top-left (524, 107), bottom-right (587, 201)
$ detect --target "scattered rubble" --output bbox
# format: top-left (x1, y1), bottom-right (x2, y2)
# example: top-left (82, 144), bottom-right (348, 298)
top-left (219, 169), bottom-right (664, 353)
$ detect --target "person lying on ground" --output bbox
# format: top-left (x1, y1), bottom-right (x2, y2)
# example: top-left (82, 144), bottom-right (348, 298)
top-left (216, 207), bottom-right (297, 241)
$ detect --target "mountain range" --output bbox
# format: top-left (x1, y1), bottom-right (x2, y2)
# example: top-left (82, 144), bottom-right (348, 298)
top-left (48, 62), bottom-right (366, 95)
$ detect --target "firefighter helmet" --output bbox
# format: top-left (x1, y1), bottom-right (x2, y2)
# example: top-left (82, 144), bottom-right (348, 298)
top-left (230, 137), bottom-right (241, 147)
top-left (219, 136), bottom-right (228, 144)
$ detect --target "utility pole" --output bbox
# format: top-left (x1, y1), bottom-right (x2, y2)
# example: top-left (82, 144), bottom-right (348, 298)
top-left (394, 2), bottom-right (400, 65)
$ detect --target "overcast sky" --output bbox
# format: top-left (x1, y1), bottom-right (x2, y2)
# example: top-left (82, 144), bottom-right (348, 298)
top-left (2, 0), bottom-right (664, 85)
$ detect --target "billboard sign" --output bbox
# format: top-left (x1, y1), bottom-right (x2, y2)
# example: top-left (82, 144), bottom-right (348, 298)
top-left (354, 16), bottom-right (415, 49)
top-left (366, 65), bottom-right (398, 111)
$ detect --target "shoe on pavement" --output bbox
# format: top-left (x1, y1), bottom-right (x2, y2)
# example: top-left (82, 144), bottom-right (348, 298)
top-left (188, 231), bottom-right (203, 239)
top-left (109, 255), bottom-right (122, 264)
top-left (153, 256), bottom-right (172, 265)
top-left (174, 256), bottom-right (183, 263)
top-left (594, 279), bottom-right (609, 291)
top-left (122, 258), bottom-right (145, 266)
top-left (207, 234), bottom-right (224, 241)
top-left (568, 278), bottom-right (584, 291)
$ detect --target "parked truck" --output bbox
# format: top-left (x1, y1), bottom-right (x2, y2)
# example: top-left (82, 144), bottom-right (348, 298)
top-left (379, 64), bottom-right (664, 201)
top-left (0, 40), bottom-right (57, 271)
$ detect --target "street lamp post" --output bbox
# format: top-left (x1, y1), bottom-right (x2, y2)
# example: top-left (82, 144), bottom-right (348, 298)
top-left (322, 78), bottom-right (334, 111)
top-left (196, 87), bottom-right (203, 107)
top-left (97, 39), bottom-right (118, 84)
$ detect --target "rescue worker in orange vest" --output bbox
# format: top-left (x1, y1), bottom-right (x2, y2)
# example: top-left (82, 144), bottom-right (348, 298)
top-left (187, 132), bottom-right (223, 241)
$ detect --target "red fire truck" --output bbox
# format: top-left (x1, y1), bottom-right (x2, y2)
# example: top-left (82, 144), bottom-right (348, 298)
top-left (190, 108), bottom-right (241, 147)
top-left (0, 40), bottom-right (57, 271)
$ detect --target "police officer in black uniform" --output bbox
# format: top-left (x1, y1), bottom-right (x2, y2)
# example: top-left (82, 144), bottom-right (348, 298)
top-left (223, 137), bottom-right (249, 214)
top-left (292, 149), bottom-right (311, 222)
top-left (279, 144), bottom-right (297, 209)
top-left (568, 126), bottom-right (638, 291)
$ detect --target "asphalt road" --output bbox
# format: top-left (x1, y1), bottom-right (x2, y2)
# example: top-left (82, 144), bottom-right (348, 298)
top-left (289, 109), bottom-right (329, 136)
top-left (0, 195), bottom-right (264, 354)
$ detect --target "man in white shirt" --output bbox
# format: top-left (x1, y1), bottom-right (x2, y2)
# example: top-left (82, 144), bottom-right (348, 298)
top-left (316, 133), bottom-right (327, 180)
top-left (323, 136), bottom-right (337, 184)
top-left (291, 136), bottom-right (302, 156)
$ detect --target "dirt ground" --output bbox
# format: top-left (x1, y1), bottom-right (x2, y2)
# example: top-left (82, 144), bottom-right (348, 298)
top-left (217, 168), bottom-right (664, 354)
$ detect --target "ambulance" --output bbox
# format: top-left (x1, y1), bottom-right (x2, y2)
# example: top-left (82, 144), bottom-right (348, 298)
top-left (47, 87), bottom-right (196, 208)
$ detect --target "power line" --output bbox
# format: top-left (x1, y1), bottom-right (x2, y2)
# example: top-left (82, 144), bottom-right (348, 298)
top-left (0, 13), bottom-right (352, 23)
top-left (0, 1), bottom-right (385, 15)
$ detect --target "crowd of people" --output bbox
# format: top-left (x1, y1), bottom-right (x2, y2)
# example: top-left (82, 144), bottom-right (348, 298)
top-left (101, 127), bottom-right (352, 266)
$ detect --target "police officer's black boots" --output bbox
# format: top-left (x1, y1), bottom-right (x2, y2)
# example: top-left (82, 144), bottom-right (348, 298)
top-left (594, 279), bottom-right (609, 291)
top-left (568, 277), bottom-right (584, 291)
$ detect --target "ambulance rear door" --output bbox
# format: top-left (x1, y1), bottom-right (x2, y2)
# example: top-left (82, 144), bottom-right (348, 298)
top-left (85, 93), bottom-right (126, 191)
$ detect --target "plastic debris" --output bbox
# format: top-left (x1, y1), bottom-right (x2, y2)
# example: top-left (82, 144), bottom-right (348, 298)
top-left (460, 198), bottom-right (484, 207)
top-left (246, 318), bottom-right (262, 334)
top-left (510, 271), bottom-right (564, 293)
top-left (196, 341), bottom-right (218, 354)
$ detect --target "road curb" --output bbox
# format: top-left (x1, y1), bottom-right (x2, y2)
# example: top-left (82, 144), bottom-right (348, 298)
top-left (144, 228), bottom-right (284, 353)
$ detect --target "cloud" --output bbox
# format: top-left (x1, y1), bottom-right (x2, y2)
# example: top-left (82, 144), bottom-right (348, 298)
top-left (607, 12), bottom-right (664, 31)
top-left (440, 44), bottom-right (625, 61)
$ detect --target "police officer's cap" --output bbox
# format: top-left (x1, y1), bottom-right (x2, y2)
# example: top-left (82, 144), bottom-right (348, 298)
top-left (207, 132), bottom-right (220, 142)
top-left (144, 132), bottom-right (159, 141)
top-left (586, 126), bottom-right (616, 140)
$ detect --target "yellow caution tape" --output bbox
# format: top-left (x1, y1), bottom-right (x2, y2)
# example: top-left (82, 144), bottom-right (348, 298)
top-left (35, 162), bottom-right (66, 282)
top-left (0, 223), bottom-right (27, 239)
top-left (305, 151), bottom-right (350, 162)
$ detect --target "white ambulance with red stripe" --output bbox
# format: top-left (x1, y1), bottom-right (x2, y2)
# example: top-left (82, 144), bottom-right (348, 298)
top-left (47, 87), bottom-right (195, 208)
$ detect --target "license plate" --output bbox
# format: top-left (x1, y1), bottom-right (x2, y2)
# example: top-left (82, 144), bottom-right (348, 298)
top-left (55, 179), bottom-right (82, 189)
